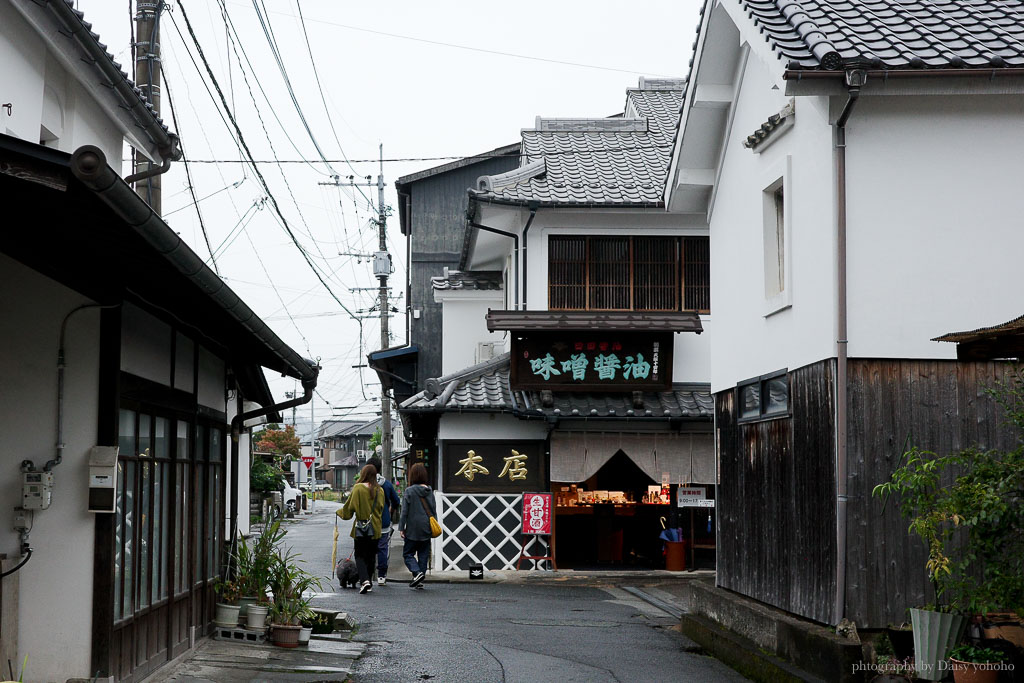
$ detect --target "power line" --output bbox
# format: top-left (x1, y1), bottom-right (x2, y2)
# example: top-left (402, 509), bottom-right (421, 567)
top-left (175, 0), bottom-right (362, 331)
top-left (175, 145), bottom-right (674, 165)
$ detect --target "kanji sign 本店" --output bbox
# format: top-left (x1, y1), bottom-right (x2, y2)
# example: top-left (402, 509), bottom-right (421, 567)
top-left (510, 331), bottom-right (673, 391)
top-left (443, 441), bottom-right (544, 493)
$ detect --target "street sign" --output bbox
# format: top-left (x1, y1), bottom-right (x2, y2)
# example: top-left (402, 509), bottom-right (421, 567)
top-left (301, 455), bottom-right (314, 468)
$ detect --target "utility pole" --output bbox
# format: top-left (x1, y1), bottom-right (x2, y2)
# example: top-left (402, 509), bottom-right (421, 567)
top-left (375, 145), bottom-right (393, 481)
top-left (317, 148), bottom-right (394, 480)
top-left (133, 1), bottom-right (165, 213)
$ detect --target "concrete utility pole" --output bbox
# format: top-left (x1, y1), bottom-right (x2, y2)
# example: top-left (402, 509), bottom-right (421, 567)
top-left (375, 145), bottom-right (393, 481)
top-left (317, 149), bottom-right (394, 480)
top-left (133, 1), bottom-right (165, 213)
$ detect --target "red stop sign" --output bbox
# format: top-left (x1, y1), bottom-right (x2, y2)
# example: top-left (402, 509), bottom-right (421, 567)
top-left (301, 455), bottom-right (314, 468)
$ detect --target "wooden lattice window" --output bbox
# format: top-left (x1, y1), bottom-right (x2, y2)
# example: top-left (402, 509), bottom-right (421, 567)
top-left (548, 235), bottom-right (709, 313)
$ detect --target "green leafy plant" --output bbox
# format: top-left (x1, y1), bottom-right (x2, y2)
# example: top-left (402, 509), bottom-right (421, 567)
top-left (233, 516), bottom-right (287, 602)
top-left (873, 368), bottom-right (1024, 615)
top-left (250, 458), bottom-right (285, 493)
top-left (214, 579), bottom-right (241, 605)
top-left (268, 546), bottom-right (323, 626)
top-left (948, 644), bottom-right (1008, 664)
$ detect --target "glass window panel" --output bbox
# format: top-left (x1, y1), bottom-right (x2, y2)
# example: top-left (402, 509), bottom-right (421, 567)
top-left (198, 425), bottom-right (207, 462)
top-left (195, 467), bottom-right (205, 580)
top-left (154, 462), bottom-right (169, 601)
top-left (176, 462), bottom-right (188, 594)
top-left (207, 466), bottom-right (217, 579)
top-left (123, 460), bottom-right (136, 617)
top-left (139, 413), bottom-right (151, 459)
top-left (209, 428), bottom-right (222, 463)
top-left (118, 410), bottom-right (136, 460)
top-left (765, 377), bottom-right (789, 414)
top-left (140, 461), bottom-right (150, 609)
top-left (740, 384), bottom-right (761, 419)
top-left (154, 417), bottom-right (169, 459)
top-left (114, 460), bottom-right (125, 620)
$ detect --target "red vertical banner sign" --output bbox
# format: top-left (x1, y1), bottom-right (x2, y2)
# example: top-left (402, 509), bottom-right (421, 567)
top-left (521, 492), bottom-right (552, 535)
top-left (517, 492), bottom-right (557, 570)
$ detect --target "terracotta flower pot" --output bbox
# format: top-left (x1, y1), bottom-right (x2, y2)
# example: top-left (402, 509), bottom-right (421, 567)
top-left (270, 623), bottom-right (302, 648)
top-left (949, 658), bottom-right (1000, 683)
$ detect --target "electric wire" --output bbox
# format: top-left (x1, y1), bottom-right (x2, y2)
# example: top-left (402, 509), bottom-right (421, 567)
top-left (175, 0), bottom-right (363, 335)
top-left (162, 69), bottom-right (220, 275)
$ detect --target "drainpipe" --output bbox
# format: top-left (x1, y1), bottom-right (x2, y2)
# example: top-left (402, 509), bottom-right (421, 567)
top-left (834, 69), bottom-right (865, 625)
top-left (519, 202), bottom-right (540, 310)
top-left (229, 375), bottom-right (318, 544)
top-left (469, 220), bottom-right (519, 310)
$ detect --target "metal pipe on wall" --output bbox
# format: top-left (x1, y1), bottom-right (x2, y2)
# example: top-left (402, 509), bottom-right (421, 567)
top-left (469, 220), bottom-right (519, 310)
top-left (833, 69), bottom-right (864, 624)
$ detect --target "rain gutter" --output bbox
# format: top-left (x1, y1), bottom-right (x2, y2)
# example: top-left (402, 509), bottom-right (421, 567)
top-left (468, 220), bottom-right (520, 310)
top-left (519, 202), bottom-right (539, 310)
top-left (785, 68), bottom-right (1024, 80)
top-left (833, 69), bottom-right (864, 625)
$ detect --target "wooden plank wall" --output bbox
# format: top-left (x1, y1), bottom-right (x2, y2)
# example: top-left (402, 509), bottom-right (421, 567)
top-left (844, 359), bottom-right (1017, 628)
top-left (717, 360), bottom-right (837, 624)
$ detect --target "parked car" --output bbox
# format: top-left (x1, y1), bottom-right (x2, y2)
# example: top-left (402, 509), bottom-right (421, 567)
top-left (299, 479), bottom-right (331, 492)
top-left (281, 481), bottom-right (301, 512)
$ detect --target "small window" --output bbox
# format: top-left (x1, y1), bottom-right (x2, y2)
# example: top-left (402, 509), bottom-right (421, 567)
top-left (763, 181), bottom-right (785, 298)
top-left (737, 370), bottom-right (789, 422)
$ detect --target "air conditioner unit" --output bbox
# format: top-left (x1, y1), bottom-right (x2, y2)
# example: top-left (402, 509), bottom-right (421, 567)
top-left (356, 449), bottom-right (370, 462)
top-left (476, 341), bottom-right (502, 363)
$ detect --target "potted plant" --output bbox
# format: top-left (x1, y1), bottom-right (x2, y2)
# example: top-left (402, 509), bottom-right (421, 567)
top-left (947, 644), bottom-right (1007, 683)
top-left (233, 516), bottom-right (285, 630)
top-left (874, 373), bottom-right (1024, 681)
top-left (213, 578), bottom-right (242, 628)
top-left (267, 548), bottom-right (322, 647)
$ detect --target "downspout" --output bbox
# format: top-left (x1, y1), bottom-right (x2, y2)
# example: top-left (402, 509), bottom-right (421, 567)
top-left (519, 202), bottom-right (540, 310)
top-left (469, 220), bottom-right (519, 310)
top-left (229, 374), bottom-right (318, 544)
top-left (834, 69), bottom-right (864, 624)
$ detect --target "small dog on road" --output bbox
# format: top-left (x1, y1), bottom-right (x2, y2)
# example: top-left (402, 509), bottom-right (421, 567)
top-left (336, 558), bottom-right (358, 589)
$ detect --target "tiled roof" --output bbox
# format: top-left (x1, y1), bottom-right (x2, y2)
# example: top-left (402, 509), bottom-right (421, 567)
top-left (471, 79), bottom-right (685, 207)
top-left (42, 0), bottom-right (172, 144)
top-left (431, 270), bottom-right (503, 292)
top-left (742, 0), bottom-right (1024, 70)
top-left (933, 314), bottom-right (1024, 343)
top-left (401, 355), bottom-right (712, 419)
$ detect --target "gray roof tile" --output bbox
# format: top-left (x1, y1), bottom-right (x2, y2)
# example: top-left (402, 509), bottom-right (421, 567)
top-left (471, 82), bottom-right (684, 206)
top-left (430, 270), bottom-right (503, 292)
top-left (741, 0), bottom-right (1024, 70)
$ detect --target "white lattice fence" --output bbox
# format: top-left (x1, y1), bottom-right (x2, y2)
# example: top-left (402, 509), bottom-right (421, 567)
top-left (436, 493), bottom-right (550, 570)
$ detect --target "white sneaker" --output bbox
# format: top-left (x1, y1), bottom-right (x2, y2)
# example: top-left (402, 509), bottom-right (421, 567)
top-left (377, 576), bottom-right (387, 586)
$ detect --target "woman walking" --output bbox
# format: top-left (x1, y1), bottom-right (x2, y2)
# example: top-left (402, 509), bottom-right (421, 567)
top-left (397, 462), bottom-right (436, 589)
top-left (338, 463), bottom-right (385, 594)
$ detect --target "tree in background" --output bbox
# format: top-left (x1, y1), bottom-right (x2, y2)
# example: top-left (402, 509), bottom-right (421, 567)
top-left (368, 428), bottom-right (382, 452)
top-left (253, 423), bottom-right (302, 468)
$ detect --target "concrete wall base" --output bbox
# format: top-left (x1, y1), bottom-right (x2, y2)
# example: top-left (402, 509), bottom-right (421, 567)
top-left (683, 582), bottom-right (866, 683)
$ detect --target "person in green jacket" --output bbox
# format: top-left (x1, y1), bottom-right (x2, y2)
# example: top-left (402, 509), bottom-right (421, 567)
top-left (338, 463), bottom-right (385, 594)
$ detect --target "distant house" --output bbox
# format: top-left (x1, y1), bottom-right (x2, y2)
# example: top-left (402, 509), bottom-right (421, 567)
top-left (0, 1), bottom-right (316, 680)
top-left (399, 78), bottom-right (718, 573)
top-left (665, 0), bottom-right (1024, 628)
top-left (318, 418), bottom-right (382, 489)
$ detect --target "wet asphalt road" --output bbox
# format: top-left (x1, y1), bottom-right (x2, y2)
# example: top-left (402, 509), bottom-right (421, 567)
top-left (278, 501), bottom-right (746, 683)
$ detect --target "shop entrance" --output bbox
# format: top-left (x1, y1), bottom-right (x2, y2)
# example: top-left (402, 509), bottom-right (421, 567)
top-left (552, 450), bottom-right (669, 569)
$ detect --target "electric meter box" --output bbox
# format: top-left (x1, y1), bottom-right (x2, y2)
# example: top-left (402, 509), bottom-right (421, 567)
top-left (373, 251), bottom-right (391, 277)
top-left (23, 470), bottom-right (53, 510)
top-left (88, 445), bottom-right (119, 513)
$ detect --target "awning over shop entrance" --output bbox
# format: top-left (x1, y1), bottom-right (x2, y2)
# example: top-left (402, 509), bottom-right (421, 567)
top-left (550, 432), bottom-right (715, 485)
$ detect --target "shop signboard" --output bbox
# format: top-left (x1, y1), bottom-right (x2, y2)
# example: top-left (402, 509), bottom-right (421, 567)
top-left (521, 492), bottom-right (552, 535)
top-left (510, 331), bottom-right (673, 392)
top-left (676, 486), bottom-right (706, 507)
top-left (443, 441), bottom-right (545, 493)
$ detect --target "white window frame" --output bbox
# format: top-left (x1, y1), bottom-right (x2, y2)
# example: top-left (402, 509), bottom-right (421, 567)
top-left (760, 155), bottom-right (792, 317)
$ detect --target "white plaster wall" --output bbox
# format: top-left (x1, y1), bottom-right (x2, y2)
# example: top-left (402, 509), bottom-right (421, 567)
top-left (845, 94), bottom-right (1024, 357)
top-left (437, 291), bottom-right (506, 376)
top-left (197, 346), bottom-right (226, 411)
top-left (704, 52), bottom-right (838, 392)
top-left (121, 302), bottom-right (172, 386)
top-left (0, 254), bottom-right (98, 681)
top-left (438, 413), bottom-right (549, 441)
top-left (673, 317), bottom-right (711, 383)
top-left (0, 5), bottom-right (123, 168)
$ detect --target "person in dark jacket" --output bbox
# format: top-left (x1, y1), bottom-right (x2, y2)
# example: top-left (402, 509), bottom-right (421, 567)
top-left (397, 462), bottom-right (436, 589)
top-left (368, 456), bottom-right (401, 585)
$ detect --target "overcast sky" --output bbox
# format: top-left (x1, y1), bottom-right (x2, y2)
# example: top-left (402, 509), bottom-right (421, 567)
top-left (78, 0), bottom-right (701, 426)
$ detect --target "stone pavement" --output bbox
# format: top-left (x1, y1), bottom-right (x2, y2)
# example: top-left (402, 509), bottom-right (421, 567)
top-left (143, 503), bottom-right (714, 682)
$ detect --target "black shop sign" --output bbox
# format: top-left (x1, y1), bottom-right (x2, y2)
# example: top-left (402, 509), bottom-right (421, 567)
top-left (443, 441), bottom-right (545, 494)
top-left (510, 331), bottom-right (673, 391)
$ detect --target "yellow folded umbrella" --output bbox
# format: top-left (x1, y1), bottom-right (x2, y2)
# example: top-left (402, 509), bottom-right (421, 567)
top-left (331, 511), bottom-right (339, 569)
